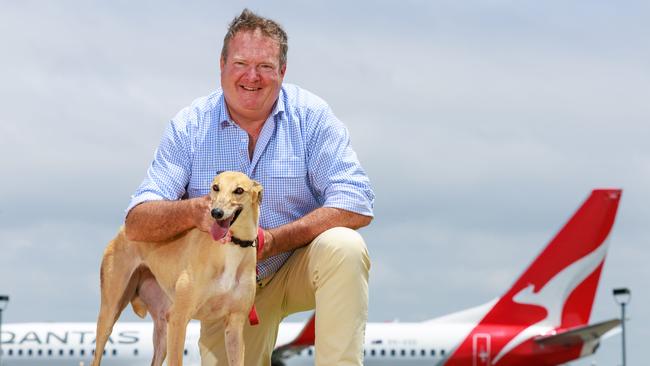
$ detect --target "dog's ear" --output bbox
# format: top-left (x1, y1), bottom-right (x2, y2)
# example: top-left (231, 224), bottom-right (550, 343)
top-left (252, 180), bottom-right (263, 204)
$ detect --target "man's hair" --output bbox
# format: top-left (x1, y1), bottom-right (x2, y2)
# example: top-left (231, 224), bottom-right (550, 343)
top-left (221, 9), bottom-right (288, 67)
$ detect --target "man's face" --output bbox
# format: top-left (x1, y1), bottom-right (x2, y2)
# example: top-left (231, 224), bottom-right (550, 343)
top-left (220, 30), bottom-right (286, 125)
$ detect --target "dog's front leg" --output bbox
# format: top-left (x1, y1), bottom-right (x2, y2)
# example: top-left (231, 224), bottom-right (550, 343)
top-left (166, 272), bottom-right (195, 366)
top-left (224, 312), bottom-right (247, 366)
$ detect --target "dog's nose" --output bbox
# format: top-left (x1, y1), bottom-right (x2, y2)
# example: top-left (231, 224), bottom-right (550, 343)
top-left (211, 208), bottom-right (224, 219)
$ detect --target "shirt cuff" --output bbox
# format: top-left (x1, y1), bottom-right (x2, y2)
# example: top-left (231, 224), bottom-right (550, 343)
top-left (125, 192), bottom-right (167, 219)
top-left (322, 189), bottom-right (374, 217)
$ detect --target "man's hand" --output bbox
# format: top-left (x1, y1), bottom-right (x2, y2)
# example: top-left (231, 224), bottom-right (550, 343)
top-left (256, 207), bottom-right (372, 261)
top-left (125, 195), bottom-right (214, 242)
top-left (258, 229), bottom-right (276, 261)
top-left (190, 195), bottom-right (214, 233)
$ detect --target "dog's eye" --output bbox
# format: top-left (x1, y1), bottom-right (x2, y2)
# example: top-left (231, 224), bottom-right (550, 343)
top-left (234, 187), bottom-right (244, 195)
top-left (212, 184), bottom-right (219, 192)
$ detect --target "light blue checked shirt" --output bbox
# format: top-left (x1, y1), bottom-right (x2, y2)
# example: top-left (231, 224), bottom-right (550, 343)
top-left (127, 83), bottom-right (374, 280)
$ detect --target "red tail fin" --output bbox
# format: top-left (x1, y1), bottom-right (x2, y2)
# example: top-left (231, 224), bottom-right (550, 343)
top-left (494, 189), bottom-right (621, 328)
top-left (272, 313), bottom-right (316, 363)
top-left (446, 189), bottom-right (622, 365)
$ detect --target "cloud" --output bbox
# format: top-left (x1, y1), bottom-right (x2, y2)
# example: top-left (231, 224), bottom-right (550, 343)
top-left (1, 1), bottom-right (648, 365)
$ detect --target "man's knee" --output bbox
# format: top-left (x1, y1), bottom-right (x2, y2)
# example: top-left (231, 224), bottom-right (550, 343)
top-left (310, 227), bottom-right (371, 273)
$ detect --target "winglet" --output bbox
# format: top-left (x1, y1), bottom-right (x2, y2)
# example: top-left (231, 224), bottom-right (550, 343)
top-left (534, 318), bottom-right (621, 347)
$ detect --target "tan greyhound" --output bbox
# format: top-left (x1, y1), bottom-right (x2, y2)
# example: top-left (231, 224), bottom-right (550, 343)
top-left (92, 171), bottom-right (262, 366)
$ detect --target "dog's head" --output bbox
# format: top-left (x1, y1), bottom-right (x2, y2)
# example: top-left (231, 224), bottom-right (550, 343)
top-left (208, 171), bottom-right (263, 241)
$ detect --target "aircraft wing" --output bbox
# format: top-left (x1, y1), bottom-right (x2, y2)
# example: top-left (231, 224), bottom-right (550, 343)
top-left (272, 313), bottom-right (315, 364)
top-left (534, 318), bottom-right (621, 347)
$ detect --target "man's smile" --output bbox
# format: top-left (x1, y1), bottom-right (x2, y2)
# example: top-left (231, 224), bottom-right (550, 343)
top-left (241, 85), bottom-right (262, 91)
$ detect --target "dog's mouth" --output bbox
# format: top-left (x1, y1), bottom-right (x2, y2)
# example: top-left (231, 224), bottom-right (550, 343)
top-left (210, 207), bottom-right (243, 241)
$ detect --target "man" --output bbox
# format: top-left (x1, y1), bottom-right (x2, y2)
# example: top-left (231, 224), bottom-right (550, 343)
top-left (124, 9), bottom-right (374, 366)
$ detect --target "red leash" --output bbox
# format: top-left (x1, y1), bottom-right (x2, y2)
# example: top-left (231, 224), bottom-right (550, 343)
top-left (248, 227), bottom-right (264, 326)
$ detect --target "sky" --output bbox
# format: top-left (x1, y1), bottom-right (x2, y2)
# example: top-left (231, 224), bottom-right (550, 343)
top-left (1, 1), bottom-right (648, 365)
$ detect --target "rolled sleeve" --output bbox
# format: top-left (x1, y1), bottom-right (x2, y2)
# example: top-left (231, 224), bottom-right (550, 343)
top-left (125, 109), bottom-right (194, 216)
top-left (307, 107), bottom-right (375, 217)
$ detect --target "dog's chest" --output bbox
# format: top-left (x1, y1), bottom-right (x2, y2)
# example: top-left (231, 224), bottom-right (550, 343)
top-left (194, 245), bottom-right (256, 320)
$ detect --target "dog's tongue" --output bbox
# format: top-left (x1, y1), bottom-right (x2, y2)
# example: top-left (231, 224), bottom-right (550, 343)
top-left (210, 218), bottom-right (232, 241)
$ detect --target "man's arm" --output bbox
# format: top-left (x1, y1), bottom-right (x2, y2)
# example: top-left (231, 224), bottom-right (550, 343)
top-left (260, 207), bottom-right (372, 260)
top-left (255, 101), bottom-right (375, 260)
top-left (124, 196), bottom-right (213, 242)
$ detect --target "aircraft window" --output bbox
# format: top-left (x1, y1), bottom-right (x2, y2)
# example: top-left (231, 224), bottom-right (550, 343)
top-left (69, 349), bottom-right (74, 356)
top-left (38, 349), bottom-right (43, 356)
top-left (420, 349), bottom-right (426, 356)
top-left (18, 349), bottom-right (23, 356)
top-left (380, 349), bottom-right (385, 356)
top-left (390, 349), bottom-right (395, 356)
top-left (411, 349), bottom-right (416, 356)
top-left (441, 349), bottom-right (446, 356)
top-left (308, 348), bottom-right (313, 356)
top-left (48, 349), bottom-right (53, 356)
top-left (134, 348), bottom-right (139, 356)
top-left (81, 349), bottom-right (86, 356)
top-left (184, 348), bottom-right (188, 356)
top-left (103, 349), bottom-right (106, 355)
top-left (370, 349), bottom-right (376, 356)
top-left (431, 349), bottom-right (436, 356)
top-left (28, 349), bottom-right (33, 356)
top-left (363, 349), bottom-right (366, 356)
top-left (59, 349), bottom-right (64, 356)
top-left (92, 349), bottom-right (95, 356)
top-left (401, 349), bottom-right (406, 356)
top-left (7, 349), bottom-right (13, 356)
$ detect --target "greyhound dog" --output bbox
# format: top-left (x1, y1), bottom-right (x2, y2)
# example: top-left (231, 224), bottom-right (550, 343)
top-left (92, 171), bottom-right (262, 366)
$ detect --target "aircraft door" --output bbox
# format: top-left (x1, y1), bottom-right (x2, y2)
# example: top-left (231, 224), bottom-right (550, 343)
top-left (472, 334), bottom-right (491, 366)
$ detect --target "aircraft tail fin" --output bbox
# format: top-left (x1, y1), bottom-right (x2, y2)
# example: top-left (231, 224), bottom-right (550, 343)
top-left (445, 189), bottom-right (622, 365)
top-left (487, 189), bottom-right (622, 328)
top-left (272, 313), bottom-right (316, 363)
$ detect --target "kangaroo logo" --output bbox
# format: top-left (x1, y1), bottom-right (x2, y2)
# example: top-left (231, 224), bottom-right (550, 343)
top-left (492, 241), bottom-right (609, 364)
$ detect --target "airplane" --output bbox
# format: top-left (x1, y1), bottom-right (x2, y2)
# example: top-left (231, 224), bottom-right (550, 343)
top-left (0, 188), bottom-right (622, 365)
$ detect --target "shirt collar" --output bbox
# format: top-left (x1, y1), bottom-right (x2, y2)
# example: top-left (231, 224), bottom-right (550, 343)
top-left (271, 87), bottom-right (286, 117)
top-left (218, 87), bottom-right (286, 129)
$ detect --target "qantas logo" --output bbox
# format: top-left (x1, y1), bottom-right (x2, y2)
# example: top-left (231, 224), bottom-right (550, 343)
top-left (492, 242), bottom-right (608, 364)
top-left (0, 330), bottom-right (140, 345)
top-left (443, 190), bottom-right (621, 366)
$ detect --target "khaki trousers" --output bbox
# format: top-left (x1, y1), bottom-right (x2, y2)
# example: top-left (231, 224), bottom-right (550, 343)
top-left (199, 227), bottom-right (371, 366)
